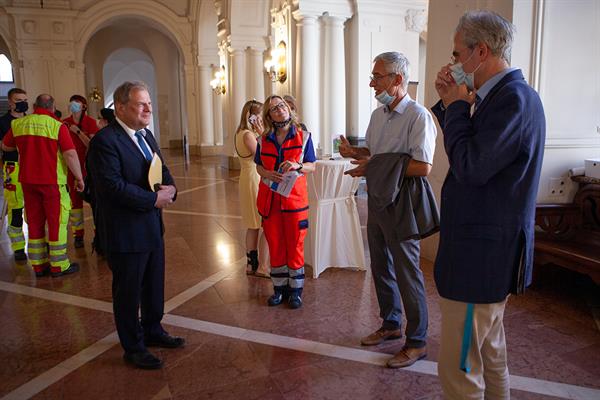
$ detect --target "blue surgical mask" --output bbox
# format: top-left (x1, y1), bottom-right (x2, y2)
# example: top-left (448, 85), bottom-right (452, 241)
top-left (449, 50), bottom-right (481, 90)
top-left (375, 90), bottom-right (395, 105)
top-left (70, 101), bottom-right (82, 113)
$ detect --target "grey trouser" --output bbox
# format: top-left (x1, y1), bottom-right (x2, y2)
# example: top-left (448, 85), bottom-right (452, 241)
top-left (367, 215), bottom-right (428, 348)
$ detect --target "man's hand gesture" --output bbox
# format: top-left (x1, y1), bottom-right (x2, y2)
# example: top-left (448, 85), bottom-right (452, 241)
top-left (344, 158), bottom-right (369, 177)
top-left (339, 135), bottom-right (357, 159)
top-left (154, 185), bottom-right (176, 208)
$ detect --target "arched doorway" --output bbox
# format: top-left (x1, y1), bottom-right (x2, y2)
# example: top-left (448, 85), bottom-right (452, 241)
top-left (82, 17), bottom-right (186, 150)
top-left (0, 35), bottom-right (16, 113)
top-left (102, 48), bottom-right (160, 139)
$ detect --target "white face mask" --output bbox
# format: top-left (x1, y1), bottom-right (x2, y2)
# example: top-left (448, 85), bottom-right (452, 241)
top-left (70, 101), bottom-right (82, 113)
top-left (450, 50), bottom-right (481, 90)
top-left (374, 77), bottom-right (396, 105)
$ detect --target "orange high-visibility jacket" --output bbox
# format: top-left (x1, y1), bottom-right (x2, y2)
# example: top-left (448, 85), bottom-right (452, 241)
top-left (256, 129), bottom-right (309, 218)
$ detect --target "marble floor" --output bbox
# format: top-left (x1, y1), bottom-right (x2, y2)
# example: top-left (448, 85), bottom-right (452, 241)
top-left (0, 153), bottom-right (598, 400)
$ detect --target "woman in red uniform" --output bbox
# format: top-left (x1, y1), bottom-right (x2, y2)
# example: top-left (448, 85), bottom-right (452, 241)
top-left (62, 95), bottom-right (98, 248)
top-left (255, 95), bottom-right (316, 309)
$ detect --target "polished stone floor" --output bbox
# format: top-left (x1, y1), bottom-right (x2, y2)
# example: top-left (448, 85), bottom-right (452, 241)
top-left (0, 153), bottom-right (598, 400)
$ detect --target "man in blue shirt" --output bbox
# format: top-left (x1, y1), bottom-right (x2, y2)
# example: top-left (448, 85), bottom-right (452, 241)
top-left (340, 52), bottom-right (437, 369)
top-left (432, 11), bottom-right (545, 398)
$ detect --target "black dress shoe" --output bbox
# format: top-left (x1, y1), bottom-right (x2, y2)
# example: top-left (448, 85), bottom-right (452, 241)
top-left (51, 262), bottom-right (80, 278)
top-left (123, 351), bottom-right (163, 369)
top-left (144, 334), bottom-right (185, 348)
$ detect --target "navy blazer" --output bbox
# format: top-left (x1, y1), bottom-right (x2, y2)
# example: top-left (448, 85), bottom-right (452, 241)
top-left (431, 69), bottom-right (545, 303)
top-left (87, 121), bottom-right (175, 253)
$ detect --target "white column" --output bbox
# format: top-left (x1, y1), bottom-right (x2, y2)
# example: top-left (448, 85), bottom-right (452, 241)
top-left (322, 15), bottom-right (347, 156)
top-left (223, 49), bottom-right (246, 157)
top-left (248, 48), bottom-right (265, 101)
top-left (213, 91), bottom-right (224, 146)
top-left (293, 13), bottom-right (320, 149)
top-left (182, 64), bottom-right (197, 152)
top-left (199, 65), bottom-right (215, 146)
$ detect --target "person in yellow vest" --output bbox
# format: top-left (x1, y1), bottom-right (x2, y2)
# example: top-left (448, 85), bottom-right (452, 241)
top-left (255, 95), bottom-right (316, 309)
top-left (0, 88), bottom-right (28, 261)
top-left (2, 94), bottom-right (84, 277)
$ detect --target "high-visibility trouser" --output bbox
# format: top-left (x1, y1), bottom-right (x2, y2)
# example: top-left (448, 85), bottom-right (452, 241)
top-left (3, 161), bottom-right (25, 252)
top-left (22, 183), bottom-right (71, 273)
top-left (262, 194), bottom-right (308, 294)
top-left (67, 171), bottom-right (84, 238)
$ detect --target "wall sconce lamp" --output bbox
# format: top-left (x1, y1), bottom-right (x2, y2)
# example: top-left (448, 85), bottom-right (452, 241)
top-left (264, 40), bottom-right (287, 83)
top-left (88, 87), bottom-right (103, 103)
top-left (210, 65), bottom-right (227, 95)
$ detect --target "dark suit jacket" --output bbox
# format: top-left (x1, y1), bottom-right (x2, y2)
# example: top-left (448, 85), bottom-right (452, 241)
top-left (431, 69), bottom-right (545, 303)
top-left (87, 121), bottom-right (175, 253)
top-left (366, 152), bottom-right (440, 242)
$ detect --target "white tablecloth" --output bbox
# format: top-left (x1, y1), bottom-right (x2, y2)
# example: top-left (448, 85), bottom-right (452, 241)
top-left (305, 159), bottom-right (366, 278)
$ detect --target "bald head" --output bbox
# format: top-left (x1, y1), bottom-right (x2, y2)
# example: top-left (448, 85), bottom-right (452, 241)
top-left (35, 94), bottom-right (55, 111)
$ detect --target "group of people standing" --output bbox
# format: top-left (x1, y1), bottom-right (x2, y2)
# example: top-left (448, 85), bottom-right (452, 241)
top-left (236, 10), bottom-right (545, 400)
top-left (1, 81), bottom-right (182, 370)
top-left (1, 10), bottom-right (546, 398)
top-left (0, 89), bottom-right (114, 276)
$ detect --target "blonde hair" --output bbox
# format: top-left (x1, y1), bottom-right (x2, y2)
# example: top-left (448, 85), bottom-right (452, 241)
top-left (236, 99), bottom-right (262, 133)
top-left (262, 95), bottom-right (300, 134)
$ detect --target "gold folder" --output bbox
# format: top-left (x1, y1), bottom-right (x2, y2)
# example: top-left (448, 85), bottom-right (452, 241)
top-left (148, 153), bottom-right (162, 192)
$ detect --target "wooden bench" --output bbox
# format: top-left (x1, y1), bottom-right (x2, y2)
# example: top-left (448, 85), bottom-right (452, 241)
top-left (534, 176), bottom-right (600, 285)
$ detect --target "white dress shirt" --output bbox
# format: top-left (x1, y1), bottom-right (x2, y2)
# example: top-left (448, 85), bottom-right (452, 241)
top-left (115, 116), bottom-right (154, 159)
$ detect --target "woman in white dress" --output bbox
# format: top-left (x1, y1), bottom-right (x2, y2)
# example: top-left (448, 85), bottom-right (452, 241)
top-left (235, 100), bottom-right (270, 277)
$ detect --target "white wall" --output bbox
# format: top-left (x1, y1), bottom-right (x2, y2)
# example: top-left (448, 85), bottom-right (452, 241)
top-left (346, 1), bottom-right (426, 140)
top-left (83, 21), bottom-right (183, 148)
top-left (422, 0), bottom-right (600, 261)
top-left (102, 47), bottom-right (159, 140)
top-left (512, 0), bottom-right (600, 204)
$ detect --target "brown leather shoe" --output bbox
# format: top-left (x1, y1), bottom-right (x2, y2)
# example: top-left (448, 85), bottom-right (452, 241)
top-left (387, 345), bottom-right (427, 368)
top-left (360, 327), bottom-right (402, 346)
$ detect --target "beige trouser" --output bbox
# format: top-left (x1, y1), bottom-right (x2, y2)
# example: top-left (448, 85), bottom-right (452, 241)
top-left (438, 297), bottom-right (510, 400)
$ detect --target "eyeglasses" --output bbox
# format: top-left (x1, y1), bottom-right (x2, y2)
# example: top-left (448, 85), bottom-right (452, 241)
top-left (451, 47), bottom-right (475, 64)
top-left (369, 73), bottom-right (395, 83)
top-left (269, 102), bottom-right (287, 113)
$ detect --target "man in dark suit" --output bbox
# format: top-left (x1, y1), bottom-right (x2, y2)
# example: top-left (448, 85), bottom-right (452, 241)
top-left (432, 11), bottom-right (545, 399)
top-left (87, 81), bottom-right (184, 370)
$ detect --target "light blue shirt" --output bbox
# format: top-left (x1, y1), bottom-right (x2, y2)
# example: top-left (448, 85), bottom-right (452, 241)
top-left (365, 94), bottom-right (437, 163)
top-left (477, 67), bottom-right (518, 102)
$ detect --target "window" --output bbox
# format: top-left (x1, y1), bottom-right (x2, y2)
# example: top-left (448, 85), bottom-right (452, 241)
top-left (0, 54), bottom-right (14, 82)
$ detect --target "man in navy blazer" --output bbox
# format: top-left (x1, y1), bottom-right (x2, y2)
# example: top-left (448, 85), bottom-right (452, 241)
top-left (432, 11), bottom-right (545, 398)
top-left (87, 81), bottom-right (184, 370)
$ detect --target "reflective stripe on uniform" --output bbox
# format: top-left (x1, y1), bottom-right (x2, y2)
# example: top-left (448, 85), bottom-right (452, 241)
top-left (4, 161), bottom-right (25, 251)
top-left (289, 267), bottom-right (305, 289)
top-left (69, 207), bottom-right (84, 234)
top-left (7, 225), bottom-right (25, 251)
top-left (270, 265), bottom-right (289, 287)
top-left (49, 241), bottom-right (70, 271)
top-left (27, 238), bottom-right (48, 266)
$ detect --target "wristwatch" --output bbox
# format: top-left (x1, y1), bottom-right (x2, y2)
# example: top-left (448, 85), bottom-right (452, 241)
top-left (297, 162), bottom-right (303, 172)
